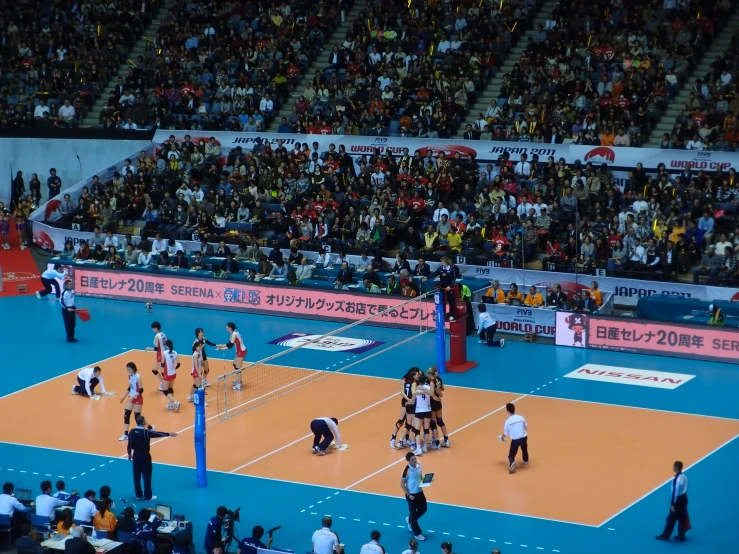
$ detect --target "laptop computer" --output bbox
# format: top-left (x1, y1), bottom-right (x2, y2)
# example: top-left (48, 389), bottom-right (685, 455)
top-left (15, 489), bottom-right (32, 506)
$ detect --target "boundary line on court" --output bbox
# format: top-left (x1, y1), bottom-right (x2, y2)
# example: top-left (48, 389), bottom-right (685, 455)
top-left (597, 432), bottom-right (739, 527)
top-left (227, 391), bottom-right (399, 473)
top-left (0, 440), bottom-right (594, 528)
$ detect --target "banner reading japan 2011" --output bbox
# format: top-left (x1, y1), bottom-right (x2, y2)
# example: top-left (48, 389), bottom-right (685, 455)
top-left (151, 131), bottom-right (737, 174)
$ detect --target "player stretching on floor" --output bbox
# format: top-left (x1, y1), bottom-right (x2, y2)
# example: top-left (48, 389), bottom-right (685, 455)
top-left (391, 367), bottom-right (419, 449)
top-left (145, 322), bottom-right (166, 388)
top-left (188, 341), bottom-right (208, 406)
top-left (216, 322), bottom-right (247, 391)
top-left (194, 328), bottom-right (216, 387)
top-left (412, 372), bottom-right (435, 456)
top-left (426, 367), bottom-right (451, 448)
top-left (119, 362), bottom-right (146, 441)
top-left (161, 340), bottom-right (181, 412)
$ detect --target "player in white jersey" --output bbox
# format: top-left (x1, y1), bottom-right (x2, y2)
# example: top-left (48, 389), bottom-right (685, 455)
top-left (160, 340), bottom-right (181, 412)
top-left (145, 322), bottom-right (166, 388)
top-left (216, 322), bottom-right (247, 390)
top-left (119, 362), bottom-right (145, 441)
top-left (188, 341), bottom-right (208, 405)
top-left (411, 372), bottom-right (435, 456)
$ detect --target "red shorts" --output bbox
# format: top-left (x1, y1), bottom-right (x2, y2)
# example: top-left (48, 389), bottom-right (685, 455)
top-left (236, 347), bottom-right (247, 358)
top-left (131, 395), bottom-right (144, 406)
top-left (191, 368), bottom-right (200, 379)
top-left (162, 373), bottom-right (176, 382)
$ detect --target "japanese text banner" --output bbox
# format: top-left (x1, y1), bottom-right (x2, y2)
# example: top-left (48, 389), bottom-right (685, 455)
top-left (555, 311), bottom-right (739, 364)
top-left (71, 268), bottom-right (435, 327)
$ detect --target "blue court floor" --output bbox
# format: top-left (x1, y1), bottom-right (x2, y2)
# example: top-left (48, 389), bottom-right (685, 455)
top-left (1, 295), bottom-right (738, 554)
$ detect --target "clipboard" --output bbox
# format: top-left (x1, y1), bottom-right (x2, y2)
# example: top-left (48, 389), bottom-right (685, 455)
top-left (420, 472), bottom-right (435, 488)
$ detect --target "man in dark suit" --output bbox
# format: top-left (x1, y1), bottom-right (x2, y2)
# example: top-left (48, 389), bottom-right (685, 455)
top-left (335, 261), bottom-right (354, 285)
top-left (221, 251), bottom-right (239, 274)
top-left (64, 527), bottom-right (95, 554)
top-left (413, 257), bottom-right (431, 278)
top-left (549, 283), bottom-right (568, 308)
top-left (15, 525), bottom-right (44, 554)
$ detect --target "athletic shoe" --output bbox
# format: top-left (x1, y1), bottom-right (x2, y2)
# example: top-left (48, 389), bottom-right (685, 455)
top-left (655, 536), bottom-right (669, 541)
top-left (316, 449), bottom-right (326, 456)
top-left (204, 401), bottom-right (209, 407)
top-left (443, 439), bottom-right (451, 448)
top-left (135, 497), bottom-right (144, 501)
top-left (165, 404), bottom-right (173, 411)
top-left (500, 339), bottom-right (506, 348)
top-left (390, 439), bottom-right (396, 449)
top-left (430, 443), bottom-right (440, 450)
top-left (414, 535), bottom-right (425, 541)
top-left (174, 401), bottom-right (181, 412)
top-left (67, 338), bottom-right (78, 343)
top-left (187, 395), bottom-right (193, 402)
top-left (145, 496), bottom-right (157, 501)
top-left (421, 443), bottom-right (428, 453)
top-left (478, 340), bottom-right (486, 344)
top-left (232, 382), bottom-right (243, 391)
top-left (35, 292), bottom-right (41, 300)
top-left (509, 462), bottom-right (516, 474)
top-left (202, 379), bottom-right (211, 387)
top-left (397, 439), bottom-right (404, 448)
top-left (312, 446), bottom-right (319, 454)
top-left (414, 448), bottom-right (422, 456)
top-left (72, 386), bottom-right (78, 395)
top-left (524, 461), bottom-right (529, 465)
top-left (118, 434), bottom-right (129, 441)
top-left (406, 517), bottom-right (412, 531)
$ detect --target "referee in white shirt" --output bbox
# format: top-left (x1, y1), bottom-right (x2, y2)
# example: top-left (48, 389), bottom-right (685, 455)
top-left (656, 461), bottom-right (689, 542)
top-left (60, 279), bottom-right (78, 342)
top-left (310, 417), bottom-right (341, 455)
top-left (72, 366), bottom-right (109, 397)
top-left (401, 452), bottom-right (427, 540)
top-left (311, 516), bottom-right (341, 554)
top-left (499, 403), bottom-right (528, 473)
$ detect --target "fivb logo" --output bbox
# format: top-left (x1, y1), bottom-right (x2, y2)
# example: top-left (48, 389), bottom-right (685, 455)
top-left (565, 364), bottom-right (695, 389)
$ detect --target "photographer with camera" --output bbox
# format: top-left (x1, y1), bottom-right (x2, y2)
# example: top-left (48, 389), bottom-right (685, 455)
top-left (237, 526), bottom-right (276, 554)
top-left (204, 506), bottom-right (229, 554)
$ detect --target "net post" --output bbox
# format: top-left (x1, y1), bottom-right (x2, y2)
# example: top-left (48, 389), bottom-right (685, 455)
top-left (193, 388), bottom-right (207, 487)
top-left (435, 289), bottom-right (447, 374)
top-left (223, 377), bottom-right (230, 419)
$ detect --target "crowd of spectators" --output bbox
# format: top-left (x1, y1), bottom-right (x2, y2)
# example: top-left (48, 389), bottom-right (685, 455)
top-left (93, 0), bottom-right (346, 131)
top-left (0, 0), bottom-right (160, 129)
top-left (276, 0), bottom-right (539, 137)
top-left (24, 130), bottom-right (739, 287)
top-left (663, 32), bottom-right (739, 151)
top-left (465, 0), bottom-right (731, 147)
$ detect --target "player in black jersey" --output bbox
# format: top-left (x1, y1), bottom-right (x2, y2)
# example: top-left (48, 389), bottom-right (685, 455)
top-left (391, 367), bottom-right (419, 449)
top-left (194, 328), bottom-right (216, 387)
top-left (426, 367), bottom-right (450, 448)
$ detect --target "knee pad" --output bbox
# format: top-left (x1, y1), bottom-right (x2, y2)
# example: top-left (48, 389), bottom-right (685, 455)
top-left (124, 409), bottom-right (132, 425)
top-left (152, 369), bottom-right (159, 376)
top-left (396, 419), bottom-right (405, 430)
top-left (412, 427), bottom-right (420, 438)
top-left (436, 418), bottom-right (445, 428)
top-left (192, 384), bottom-right (198, 390)
top-left (430, 420), bottom-right (438, 431)
top-left (404, 422), bottom-right (413, 431)
top-left (160, 389), bottom-right (169, 397)
top-left (168, 387), bottom-right (174, 395)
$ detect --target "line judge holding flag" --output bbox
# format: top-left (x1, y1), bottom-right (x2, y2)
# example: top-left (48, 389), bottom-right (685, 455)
top-left (60, 279), bottom-right (80, 343)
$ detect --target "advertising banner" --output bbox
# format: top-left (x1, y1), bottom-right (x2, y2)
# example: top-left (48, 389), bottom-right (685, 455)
top-left (152, 131), bottom-right (739, 175)
top-left (555, 311), bottom-right (739, 364)
top-left (67, 266), bottom-right (435, 327)
top-left (472, 303), bottom-right (556, 337)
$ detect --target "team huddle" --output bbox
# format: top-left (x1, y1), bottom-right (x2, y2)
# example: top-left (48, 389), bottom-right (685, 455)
top-left (391, 367), bottom-right (451, 456)
top-left (116, 321), bottom-right (248, 442)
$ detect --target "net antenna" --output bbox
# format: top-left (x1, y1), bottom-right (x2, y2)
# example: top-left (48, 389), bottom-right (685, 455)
top-left (216, 291), bottom-right (435, 421)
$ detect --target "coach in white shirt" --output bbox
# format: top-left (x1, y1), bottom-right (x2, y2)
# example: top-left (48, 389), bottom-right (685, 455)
top-left (499, 403), bottom-right (528, 473)
top-left (0, 483), bottom-right (30, 518)
top-left (73, 490), bottom-right (98, 522)
top-left (311, 516), bottom-right (341, 554)
top-left (36, 480), bottom-right (71, 519)
top-left (401, 452), bottom-right (427, 540)
top-left (359, 530), bottom-right (385, 554)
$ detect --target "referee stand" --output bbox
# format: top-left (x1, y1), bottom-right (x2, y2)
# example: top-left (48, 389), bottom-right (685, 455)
top-left (435, 288), bottom-right (478, 373)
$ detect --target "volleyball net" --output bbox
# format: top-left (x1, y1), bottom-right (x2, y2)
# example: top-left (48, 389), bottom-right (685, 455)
top-left (214, 291), bottom-right (436, 421)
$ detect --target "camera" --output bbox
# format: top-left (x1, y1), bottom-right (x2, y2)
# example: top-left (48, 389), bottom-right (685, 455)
top-left (222, 508), bottom-right (241, 553)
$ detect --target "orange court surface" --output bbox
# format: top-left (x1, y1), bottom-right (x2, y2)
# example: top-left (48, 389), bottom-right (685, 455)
top-left (1, 297), bottom-right (738, 554)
